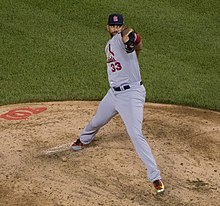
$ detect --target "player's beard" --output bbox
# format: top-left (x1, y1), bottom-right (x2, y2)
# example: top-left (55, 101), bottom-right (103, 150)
top-left (110, 32), bottom-right (117, 37)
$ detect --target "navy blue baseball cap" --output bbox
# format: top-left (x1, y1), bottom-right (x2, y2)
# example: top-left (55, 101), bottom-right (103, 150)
top-left (108, 13), bottom-right (124, 26)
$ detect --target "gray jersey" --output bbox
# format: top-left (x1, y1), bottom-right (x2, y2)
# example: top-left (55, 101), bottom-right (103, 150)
top-left (105, 33), bottom-right (141, 88)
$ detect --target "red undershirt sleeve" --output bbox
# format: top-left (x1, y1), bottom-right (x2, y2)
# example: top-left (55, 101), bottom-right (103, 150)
top-left (135, 34), bottom-right (141, 45)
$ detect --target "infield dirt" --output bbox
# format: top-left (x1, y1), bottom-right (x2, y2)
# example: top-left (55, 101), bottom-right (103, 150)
top-left (0, 101), bottom-right (219, 206)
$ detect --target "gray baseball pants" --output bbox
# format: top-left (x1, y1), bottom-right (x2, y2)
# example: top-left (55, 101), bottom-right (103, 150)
top-left (80, 84), bottom-right (161, 182)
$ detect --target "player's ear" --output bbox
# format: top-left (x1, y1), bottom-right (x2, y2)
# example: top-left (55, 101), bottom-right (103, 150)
top-left (106, 25), bottom-right (110, 32)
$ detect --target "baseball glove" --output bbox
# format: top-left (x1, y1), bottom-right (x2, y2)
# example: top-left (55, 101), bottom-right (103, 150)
top-left (122, 27), bottom-right (136, 53)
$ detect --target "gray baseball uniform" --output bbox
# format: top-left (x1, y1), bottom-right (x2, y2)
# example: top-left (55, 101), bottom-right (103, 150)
top-left (79, 32), bottom-right (161, 182)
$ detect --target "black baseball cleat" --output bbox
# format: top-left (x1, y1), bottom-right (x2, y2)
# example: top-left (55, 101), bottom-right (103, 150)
top-left (153, 179), bottom-right (165, 193)
top-left (71, 138), bottom-right (84, 151)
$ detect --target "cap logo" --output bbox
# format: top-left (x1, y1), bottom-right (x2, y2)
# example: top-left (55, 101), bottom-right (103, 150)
top-left (113, 16), bottom-right (118, 22)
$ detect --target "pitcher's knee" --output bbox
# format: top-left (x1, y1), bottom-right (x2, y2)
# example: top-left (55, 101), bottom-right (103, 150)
top-left (127, 128), bottom-right (144, 143)
top-left (90, 118), bottom-right (106, 130)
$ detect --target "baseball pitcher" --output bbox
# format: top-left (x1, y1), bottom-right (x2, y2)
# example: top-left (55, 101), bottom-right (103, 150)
top-left (71, 13), bottom-right (165, 193)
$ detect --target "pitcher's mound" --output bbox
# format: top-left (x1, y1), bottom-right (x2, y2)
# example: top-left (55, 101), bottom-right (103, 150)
top-left (0, 101), bottom-right (219, 206)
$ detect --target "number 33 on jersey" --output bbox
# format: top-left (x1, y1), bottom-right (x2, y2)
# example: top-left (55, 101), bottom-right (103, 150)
top-left (106, 43), bottom-right (122, 72)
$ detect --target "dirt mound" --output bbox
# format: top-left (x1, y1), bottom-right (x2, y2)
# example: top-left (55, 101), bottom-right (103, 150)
top-left (0, 101), bottom-right (219, 206)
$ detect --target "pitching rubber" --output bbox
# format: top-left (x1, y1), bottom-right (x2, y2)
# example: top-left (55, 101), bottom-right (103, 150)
top-left (41, 143), bottom-right (72, 155)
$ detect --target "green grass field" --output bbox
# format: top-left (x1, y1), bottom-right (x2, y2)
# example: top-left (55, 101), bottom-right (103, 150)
top-left (0, 0), bottom-right (219, 110)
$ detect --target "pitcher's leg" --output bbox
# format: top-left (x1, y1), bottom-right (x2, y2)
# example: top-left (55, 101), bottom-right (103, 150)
top-left (80, 90), bottom-right (117, 144)
top-left (117, 91), bottom-right (161, 182)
